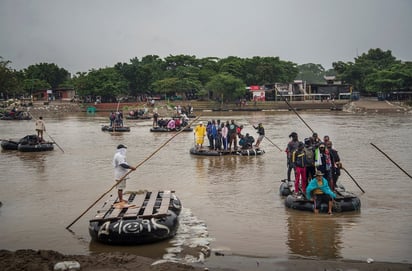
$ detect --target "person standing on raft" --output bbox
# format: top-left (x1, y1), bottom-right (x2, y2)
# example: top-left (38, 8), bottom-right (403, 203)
top-left (194, 121), bottom-right (207, 150)
top-left (35, 116), bottom-right (46, 142)
top-left (113, 144), bottom-right (136, 203)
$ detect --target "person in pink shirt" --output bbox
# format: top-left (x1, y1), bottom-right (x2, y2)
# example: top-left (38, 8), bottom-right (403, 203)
top-left (167, 119), bottom-right (176, 130)
top-left (221, 122), bottom-right (228, 150)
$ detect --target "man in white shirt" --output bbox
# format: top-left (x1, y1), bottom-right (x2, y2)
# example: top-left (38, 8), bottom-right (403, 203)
top-left (112, 144), bottom-right (136, 203)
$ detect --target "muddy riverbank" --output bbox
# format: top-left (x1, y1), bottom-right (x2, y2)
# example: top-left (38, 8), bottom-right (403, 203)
top-left (1, 249), bottom-right (411, 271)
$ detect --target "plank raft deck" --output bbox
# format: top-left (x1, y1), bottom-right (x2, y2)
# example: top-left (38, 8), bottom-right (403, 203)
top-left (91, 190), bottom-right (173, 222)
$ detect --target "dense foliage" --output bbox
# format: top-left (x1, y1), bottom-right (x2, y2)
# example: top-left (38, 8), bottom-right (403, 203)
top-left (1, 48), bottom-right (411, 101)
top-left (333, 48), bottom-right (412, 95)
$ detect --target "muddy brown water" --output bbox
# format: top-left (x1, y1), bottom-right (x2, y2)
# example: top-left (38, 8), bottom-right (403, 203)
top-left (0, 110), bottom-right (411, 264)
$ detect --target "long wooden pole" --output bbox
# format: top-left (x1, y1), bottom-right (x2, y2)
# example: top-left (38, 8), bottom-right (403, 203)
top-left (264, 136), bottom-right (283, 152)
top-left (273, 87), bottom-right (364, 192)
top-left (341, 167), bottom-right (366, 193)
top-left (45, 131), bottom-right (65, 153)
top-left (370, 142), bottom-right (412, 179)
top-left (66, 116), bottom-right (200, 230)
top-left (274, 88), bottom-right (314, 134)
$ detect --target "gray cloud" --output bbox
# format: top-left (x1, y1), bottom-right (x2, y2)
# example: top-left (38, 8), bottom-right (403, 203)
top-left (1, 0), bottom-right (411, 74)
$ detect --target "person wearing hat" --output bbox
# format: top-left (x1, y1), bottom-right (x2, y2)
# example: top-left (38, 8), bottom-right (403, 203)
top-left (285, 132), bottom-right (299, 182)
top-left (252, 123), bottom-right (265, 148)
top-left (194, 121), bottom-right (206, 150)
top-left (306, 171), bottom-right (336, 215)
top-left (112, 144), bottom-right (136, 203)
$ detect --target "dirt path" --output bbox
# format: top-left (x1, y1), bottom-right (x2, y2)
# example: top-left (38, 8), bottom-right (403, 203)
top-left (345, 98), bottom-right (411, 113)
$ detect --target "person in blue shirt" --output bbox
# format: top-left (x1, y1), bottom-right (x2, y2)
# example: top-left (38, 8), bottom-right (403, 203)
top-left (306, 170), bottom-right (336, 215)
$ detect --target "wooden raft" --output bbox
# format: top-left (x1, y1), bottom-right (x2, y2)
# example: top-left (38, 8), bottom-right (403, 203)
top-left (91, 190), bottom-right (173, 222)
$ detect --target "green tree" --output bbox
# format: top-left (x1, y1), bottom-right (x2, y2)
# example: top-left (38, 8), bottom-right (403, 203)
top-left (219, 56), bottom-right (245, 79)
top-left (243, 57), bottom-right (298, 85)
top-left (198, 57), bottom-right (219, 85)
top-left (0, 57), bottom-right (23, 99)
top-left (115, 55), bottom-right (165, 95)
top-left (364, 70), bottom-right (402, 93)
top-left (296, 63), bottom-right (325, 83)
top-left (152, 77), bottom-right (201, 99)
top-left (72, 67), bottom-right (128, 100)
top-left (24, 63), bottom-right (70, 89)
top-left (205, 73), bottom-right (245, 102)
top-left (364, 62), bottom-right (412, 93)
top-left (355, 48), bottom-right (398, 70)
top-left (22, 79), bottom-right (51, 93)
top-left (333, 48), bottom-right (403, 94)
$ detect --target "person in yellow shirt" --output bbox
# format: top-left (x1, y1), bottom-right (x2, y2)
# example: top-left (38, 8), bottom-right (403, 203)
top-left (194, 121), bottom-right (206, 150)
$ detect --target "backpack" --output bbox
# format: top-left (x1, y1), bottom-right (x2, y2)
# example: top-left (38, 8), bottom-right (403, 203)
top-left (305, 147), bottom-right (315, 165)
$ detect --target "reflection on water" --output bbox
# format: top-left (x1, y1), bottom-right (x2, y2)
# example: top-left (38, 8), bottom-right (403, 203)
top-left (287, 212), bottom-right (343, 259)
top-left (0, 112), bottom-right (411, 264)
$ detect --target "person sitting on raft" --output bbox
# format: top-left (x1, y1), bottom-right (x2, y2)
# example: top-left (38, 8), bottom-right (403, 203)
top-left (239, 133), bottom-right (255, 149)
top-left (306, 170), bottom-right (336, 215)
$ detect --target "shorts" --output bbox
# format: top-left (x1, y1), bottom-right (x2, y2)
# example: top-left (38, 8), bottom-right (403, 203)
top-left (314, 194), bottom-right (332, 210)
top-left (116, 179), bottom-right (126, 190)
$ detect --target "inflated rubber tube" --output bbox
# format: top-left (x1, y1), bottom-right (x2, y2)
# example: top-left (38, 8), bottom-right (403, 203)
top-left (101, 126), bottom-right (130, 132)
top-left (189, 147), bottom-right (222, 156)
top-left (1, 140), bottom-right (19, 150)
top-left (18, 143), bottom-right (54, 152)
top-left (239, 149), bottom-right (265, 156)
top-left (89, 210), bottom-right (179, 245)
top-left (285, 194), bottom-right (361, 213)
top-left (150, 127), bottom-right (193, 132)
top-left (279, 181), bottom-right (292, 197)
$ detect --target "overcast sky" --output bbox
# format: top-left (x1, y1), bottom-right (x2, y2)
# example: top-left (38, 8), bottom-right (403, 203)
top-left (1, 0), bottom-right (411, 74)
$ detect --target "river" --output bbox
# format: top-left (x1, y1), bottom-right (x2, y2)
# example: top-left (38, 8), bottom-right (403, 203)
top-left (0, 110), bottom-right (411, 265)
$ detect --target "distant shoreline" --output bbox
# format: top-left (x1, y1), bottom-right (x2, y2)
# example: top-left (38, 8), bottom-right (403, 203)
top-left (24, 98), bottom-right (411, 117)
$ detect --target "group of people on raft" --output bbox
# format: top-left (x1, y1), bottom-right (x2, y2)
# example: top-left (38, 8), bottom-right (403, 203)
top-left (194, 119), bottom-right (265, 151)
top-left (0, 106), bottom-right (31, 120)
top-left (152, 112), bottom-right (190, 130)
top-left (128, 107), bottom-right (149, 118)
top-left (285, 131), bottom-right (342, 214)
top-left (174, 104), bottom-right (193, 116)
top-left (109, 111), bottom-right (124, 127)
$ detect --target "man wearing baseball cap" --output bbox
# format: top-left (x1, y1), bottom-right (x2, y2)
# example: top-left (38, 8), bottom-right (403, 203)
top-left (112, 144), bottom-right (136, 203)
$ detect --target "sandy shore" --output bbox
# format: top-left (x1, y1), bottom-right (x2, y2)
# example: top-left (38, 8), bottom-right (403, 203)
top-left (1, 249), bottom-right (411, 271)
